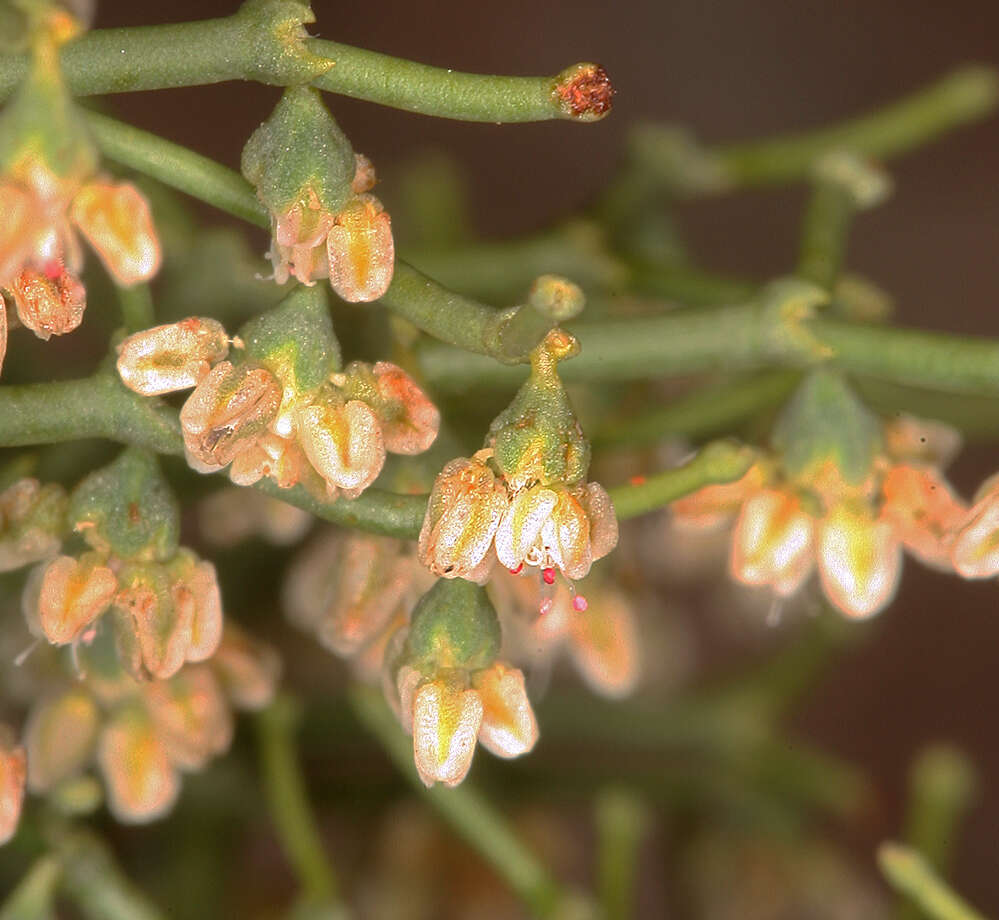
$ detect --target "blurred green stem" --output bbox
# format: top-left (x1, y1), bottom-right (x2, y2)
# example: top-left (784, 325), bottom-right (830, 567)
top-left (117, 283), bottom-right (155, 333)
top-left (0, 856), bottom-right (61, 920)
top-left (348, 685), bottom-right (577, 918)
top-left (596, 789), bottom-right (646, 920)
top-left (879, 844), bottom-right (987, 920)
top-left (256, 696), bottom-right (340, 909)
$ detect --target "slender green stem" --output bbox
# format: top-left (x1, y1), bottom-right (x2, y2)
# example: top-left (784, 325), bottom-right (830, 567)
top-left (117, 283), bottom-right (155, 333)
top-left (0, 856), bottom-right (61, 920)
top-left (879, 844), bottom-right (987, 920)
top-left (255, 696), bottom-right (339, 907)
top-left (715, 66), bottom-right (999, 188)
top-left (49, 826), bottom-right (166, 920)
top-left (630, 264), bottom-right (757, 306)
top-left (595, 789), bottom-right (646, 920)
top-left (609, 440), bottom-right (757, 520)
top-left (348, 685), bottom-right (575, 918)
top-left (595, 371), bottom-right (801, 446)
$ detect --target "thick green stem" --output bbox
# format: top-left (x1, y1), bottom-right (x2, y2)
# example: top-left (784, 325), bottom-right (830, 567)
top-left (879, 844), bottom-right (987, 920)
top-left (716, 66), bottom-right (999, 188)
top-left (117, 283), bottom-right (155, 333)
top-left (609, 440), bottom-right (757, 520)
top-left (256, 696), bottom-right (339, 907)
top-left (348, 685), bottom-right (576, 918)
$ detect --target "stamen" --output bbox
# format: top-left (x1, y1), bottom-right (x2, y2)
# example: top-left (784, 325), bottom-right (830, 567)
top-left (542, 567), bottom-right (556, 585)
top-left (572, 594), bottom-right (588, 612)
top-left (509, 563), bottom-right (524, 575)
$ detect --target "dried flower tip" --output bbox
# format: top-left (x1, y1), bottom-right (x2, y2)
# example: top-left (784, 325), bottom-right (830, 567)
top-left (730, 489), bottom-right (816, 597)
top-left (180, 361), bottom-right (282, 471)
top-left (32, 553), bottom-right (117, 646)
top-left (327, 194), bottom-right (394, 302)
top-left (418, 456), bottom-right (508, 584)
top-left (12, 263), bottom-right (85, 340)
top-left (554, 63), bottom-right (614, 122)
top-left (473, 663), bottom-right (538, 759)
top-left (412, 677), bottom-right (483, 788)
top-left (818, 503), bottom-right (901, 619)
top-left (24, 690), bottom-right (99, 793)
top-left (70, 182), bottom-right (162, 286)
top-left (296, 397), bottom-right (385, 498)
top-left (371, 361), bottom-right (440, 454)
top-left (144, 666), bottom-right (233, 771)
top-left (98, 710), bottom-right (179, 823)
top-left (117, 318), bottom-right (230, 396)
top-left (0, 728), bottom-right (26, 845)
top-left (352, 153), bottom-right (377, 194)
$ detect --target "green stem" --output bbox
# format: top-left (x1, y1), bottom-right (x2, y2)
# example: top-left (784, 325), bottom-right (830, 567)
top-left (595, 789), bottom-right (646, 920)
top-left (608, 440), bottom-right (757, 520)
top-left (255, 696), bottom-right (339, 907)
top-left (348, 685), bottom-right (575, 918)
top-left (715, 66), bottom-right (999, 188)
top-left (117, 283), bottom-right (155, 333)
top-left (879, 844), bottom-right (987, 920)
top-left (0, 856), bottom-right (61, 920)
top-left (49, 826), bottom-right (166, 920)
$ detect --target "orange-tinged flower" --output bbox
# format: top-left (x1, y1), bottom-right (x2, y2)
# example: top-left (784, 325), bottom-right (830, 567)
top-left (69, 182), bottom-right (161, 286)
top-left (881, 465), bottom-right (967, 569)
top-left (98, 708), bottom-right (179, 824)
top-left (371, 361), bottom-right (440, 455)
top-left (818, 502), bottom-right (901, 619)
top-left (116, 317), bottom-right (230, 396)
top-left (166, 550), bottom-right (223, 664)
top-left (472, 663), bottom-right (538, 759)
top-left (566, 588), bottom-right (640, 698)
top-left (269, 187), bottom-right (337, 286)
top-left (0, 477), bottom-right (66, 572)
top-left (411, 676), bottom-right (484, 788)
top-left (326, 194), bottom-right (394, 303)
top-left (730, 489), bottom-right (816, 597)
top-left (296, 397), bottom-right (385, 498)
top-left (32, 552), bottom-right (117, 646)
top-left (179, 361), bottom-right (282, 472)
top-left (0, 728), bottom-right (26, 845)
top-left (671, 463), bottom-right (767, 529)
top-left (10, 262), bottom-right (85, 340)
top-left (228, 433), bottom-right (304, 489)
top-left (418, 455), bottom-right (509, 584)
top-left (0, 182), bottom-right (44, 282)
top-left (24, 690), bottom-right (99, 793)
top-left (210, 624), bottom-right (281, 711)
top-left (950, 474), bottom-right (999, 579)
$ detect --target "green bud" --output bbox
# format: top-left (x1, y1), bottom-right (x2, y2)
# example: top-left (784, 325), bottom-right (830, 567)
top-left (241, 85), bottom-right (355, 216)
top-left (406, 578), bottom-right (501, 673)
top-left (772, 369), bottom-right (882, 485)
top-left (69, 449), bottom-right (179, 563)
top-left (238, 284), bottom-right (341, 390)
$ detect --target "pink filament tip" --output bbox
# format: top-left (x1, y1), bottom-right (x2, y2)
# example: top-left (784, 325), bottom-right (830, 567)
top-left (539, 598), bottom-right (554, 616)
top-left (542, 567), bottom-right (556, 585)
top-left (572, 595), bottom-right (588, 612)
top-left (509, 563), bottom-right (524, 575)
top-left (44, 259), bottom-right (63, 280)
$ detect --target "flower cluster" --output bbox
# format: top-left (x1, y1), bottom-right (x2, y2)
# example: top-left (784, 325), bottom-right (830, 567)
top-left (116, 294), bottom-right (439, 497)
top-left (419, 330), bottom-right (618, 586)
top-left (0, 8), bottom-right (160, 374)
top-left (673, 378), bottom-right (969, 619)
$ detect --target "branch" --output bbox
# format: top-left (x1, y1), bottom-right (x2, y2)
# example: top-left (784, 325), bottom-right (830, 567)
top-left (879, 844), bottom-right (987, 920)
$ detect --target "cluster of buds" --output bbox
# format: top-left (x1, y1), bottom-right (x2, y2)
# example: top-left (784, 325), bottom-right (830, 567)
top-left (20, 450), bottom-right (224, 681)
top-left (0, 476), bottom-right (67, 572)
top-left (490, 567), bottom-right (640, 698)
top-left (419, 330), bottom-right (618, 590)
top-left (672, 371), bottom-right (968, 619)
top-left (116, 286), bottom-right (439, 496)
top-left (285, 528), bottom-right (433, 679)
top-left (384, 579), bottom-right (538, 788)
top-left (0, 6), bottom-right (160, 374)
top-left (19, 623), bottom-right (278, 824)
top-left (242, 86), bottom-right (394, 302)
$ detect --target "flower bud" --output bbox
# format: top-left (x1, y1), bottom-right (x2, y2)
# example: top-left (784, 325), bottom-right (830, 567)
top-left (211, 624), bottom-right (281, 711)
top-left (411, 675), bottom-right (483, 788)
top-left (164, 549), bottom-right (223, 663)
top-left (0, 728), bottom-right (26, 845)
top-left (326, 194), bottom-right (394, 302)
top-left (729, 489), bottom-right (816, 597)
top-left (0, 477), bottom-right (67, 572)
top-left (472, 663), bottom-right (538, 759)
top-left (69, 181), bottom-right (161, 286)
top-left (11, 262), bottom-right (85, 340)
top-left (567, 585), bottom-right (641, 698)
top-left (228, 433), bottom-right (303, 489)
top-left (24, 689), bottom-right (99, 793)
top-left (98, 708), bottom-right (178, 823)
top-left (296, 393), bottom-right (385, 498)
top-left (30, 552), bottom-right (117, 646)
top-left (818, 502), bottom-right (901, 619)
top-left (116, 317), bottom-right (229, 396)
top-left (179, 361), bottom-right (282, 471)
top-left (418, 455), bottom-right (508, 584)
top-left (143, 666), bottom-right (233, 771)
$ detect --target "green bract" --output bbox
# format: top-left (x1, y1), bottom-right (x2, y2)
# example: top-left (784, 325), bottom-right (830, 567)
top-left (405, 578), bottom-right (501, 673)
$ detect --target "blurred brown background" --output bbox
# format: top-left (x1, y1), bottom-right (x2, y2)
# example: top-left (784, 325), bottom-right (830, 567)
top-left (93, 0), bottom-right (999, 911)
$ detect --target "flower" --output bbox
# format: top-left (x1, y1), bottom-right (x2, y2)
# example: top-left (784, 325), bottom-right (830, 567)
top-left (116, 318), bottom-right (230, 397)
top-left (0, 727), bottom-right (26, 845)
top-left (950, 473), bottom-right (999, 578)
top-left (0, 477), bottom-right (67, 572)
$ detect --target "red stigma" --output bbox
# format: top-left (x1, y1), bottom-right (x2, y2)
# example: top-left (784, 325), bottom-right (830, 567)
top-left (509, 563), bottom-right (524, 575)
top-left (542, 567), bottom-right (556, 585)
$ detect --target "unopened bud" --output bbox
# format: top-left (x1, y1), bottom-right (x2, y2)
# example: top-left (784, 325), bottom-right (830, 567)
top-left (31, 552), bottom-right (117, 646)
top-left (12, 263), bottom-right (85, 340)
top-left (411, 676), bottom-right (483, 788)
top-left (472, 663), bottom-right (538, 759)
top-left (164, 549), bottom-right (223, 663)
top-left (327, 194), bottom-right (394, 303)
